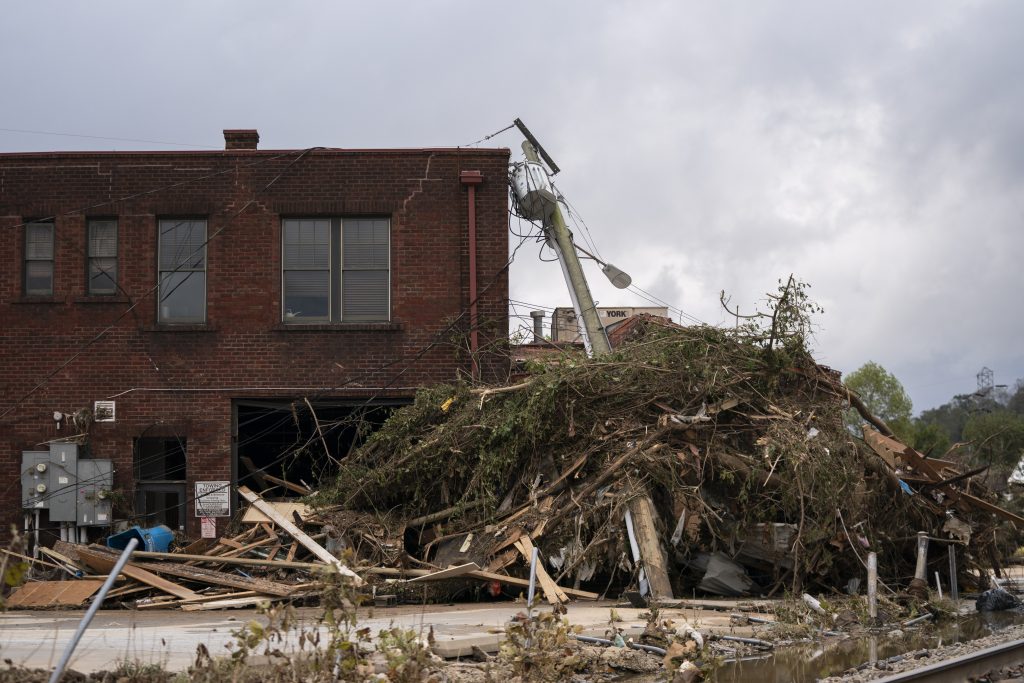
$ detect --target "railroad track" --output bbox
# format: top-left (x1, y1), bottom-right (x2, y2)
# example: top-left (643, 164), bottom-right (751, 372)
top-left (875, 637), bottom-right (1024, 682)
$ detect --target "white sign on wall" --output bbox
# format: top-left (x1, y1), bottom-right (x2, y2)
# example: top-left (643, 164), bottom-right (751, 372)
top-left (195, 481), bottom-right (231, 517)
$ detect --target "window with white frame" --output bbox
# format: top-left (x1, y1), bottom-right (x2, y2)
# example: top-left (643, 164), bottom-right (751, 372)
top-left (87, 219), bottom-right (118, 295)
top-left (282, 217), bottom-right (390, 322)
top-left (24, 221), bottom-right (54, 296)
top-left (158, 219), bottom-right (207, 323)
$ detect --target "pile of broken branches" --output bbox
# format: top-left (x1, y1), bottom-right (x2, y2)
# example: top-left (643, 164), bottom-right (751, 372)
top-left (317, 320), bottom-right (1019, 600)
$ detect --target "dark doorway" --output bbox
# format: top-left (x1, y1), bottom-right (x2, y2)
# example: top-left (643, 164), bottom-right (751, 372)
top-left (233, 399), bottom-right (404, 498)
top-left (134, 436), bottom-right (188, 530)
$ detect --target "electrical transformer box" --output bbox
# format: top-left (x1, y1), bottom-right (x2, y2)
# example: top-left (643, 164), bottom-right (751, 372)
top-left (48, 443), bottom-right (79, 522)
top-left (20, 451), bottom-right (51, 509)
top-left (76, 459), bottom-right (113, 526)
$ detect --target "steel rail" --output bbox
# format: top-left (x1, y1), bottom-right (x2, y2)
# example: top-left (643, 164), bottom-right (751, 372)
top-left (873, 637), bottom-right (1024, 682)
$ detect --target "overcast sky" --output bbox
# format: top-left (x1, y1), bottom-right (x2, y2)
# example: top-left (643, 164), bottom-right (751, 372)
top-left (3, 1), bottom-right (1022, 413)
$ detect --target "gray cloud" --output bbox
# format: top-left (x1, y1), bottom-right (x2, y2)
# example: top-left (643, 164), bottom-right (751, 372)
top-left (2, 0), bottom-right (1021, 411)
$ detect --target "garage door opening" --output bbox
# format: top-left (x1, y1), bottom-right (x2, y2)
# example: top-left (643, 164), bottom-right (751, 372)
top-left (233, 399), bottom-right (404, 498)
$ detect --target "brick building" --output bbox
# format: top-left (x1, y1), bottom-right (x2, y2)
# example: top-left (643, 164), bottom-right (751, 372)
top-left (0, 129), bottom-right (510, 541)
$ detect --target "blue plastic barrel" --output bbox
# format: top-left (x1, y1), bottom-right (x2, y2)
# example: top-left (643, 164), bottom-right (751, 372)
top-left (106, 524), bottom-right (174, 552)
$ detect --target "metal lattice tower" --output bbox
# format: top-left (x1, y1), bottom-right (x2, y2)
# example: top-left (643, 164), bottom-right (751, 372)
top-left (977, 367), bottom-right (994, 394)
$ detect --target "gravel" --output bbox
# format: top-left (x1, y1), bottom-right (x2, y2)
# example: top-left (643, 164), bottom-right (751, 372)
top-left (817, 623), bottom-right (1024, 682)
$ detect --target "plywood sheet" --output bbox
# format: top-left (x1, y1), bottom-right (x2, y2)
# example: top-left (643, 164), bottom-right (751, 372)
top-left (241, 501), bottom-right (312, 525)
top-left (5, 580), bottom-right (104, 607)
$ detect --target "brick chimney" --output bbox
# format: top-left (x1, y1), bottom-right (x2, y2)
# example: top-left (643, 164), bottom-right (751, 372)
top-left (223, 129), bottom-right (260, 150)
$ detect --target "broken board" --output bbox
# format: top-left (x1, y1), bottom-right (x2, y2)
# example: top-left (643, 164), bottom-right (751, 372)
top-left (5, 579), bottom-right (105, 608)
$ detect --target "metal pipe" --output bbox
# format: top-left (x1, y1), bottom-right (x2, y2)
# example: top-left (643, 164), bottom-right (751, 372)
top-left (527, 547), bottom-right (539, 613)
top-left (33, 510), bottom-right (39, 561)
top-left (949, 545), bottom-right (959, 602)
top-left (530, 310), bottom-right (545, 343)
top-left (914, 531), bottom-right (929, 581)
top-left (48, 537), bottom-right (139, 683)
top-left (716, 635), bottom-right (774, 649)
top-left (868, 552), bottom-right (878, 622)
top-left (571, 634), bottom-right (667, 656)
top-left (903, 612), bottom-right (934, 627)
top-left (460, 170), bottom-right (483, 381)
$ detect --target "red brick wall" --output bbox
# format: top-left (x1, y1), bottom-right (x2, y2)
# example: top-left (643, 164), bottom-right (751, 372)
top-left (0, 146), bottom-right (510, 540)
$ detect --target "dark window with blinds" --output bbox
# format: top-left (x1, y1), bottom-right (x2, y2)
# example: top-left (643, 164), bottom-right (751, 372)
top-left (25, 222), bottom-right (55, 296)
top-left (87, 219), bottom-right (117, 295)
top-left (158, 219), bottom-right (207, 323)
top-left (282, 217), bottom-right (390, 323)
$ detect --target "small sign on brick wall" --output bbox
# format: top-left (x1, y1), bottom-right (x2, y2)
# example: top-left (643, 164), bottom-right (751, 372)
top-left (195, 481), bottom-right (230, 517)
top-left (200, 516), bottom-right (217, 538)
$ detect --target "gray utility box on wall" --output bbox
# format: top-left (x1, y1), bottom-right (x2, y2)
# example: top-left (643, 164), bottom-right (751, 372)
top-left (20, 444), bottom-right (113, 526)
top-left (48, 443), bottom-right (79, 522)
top-left (76, 459), bottom-right (113, 526)
top-left (20, 451), bottom-right (51, 510)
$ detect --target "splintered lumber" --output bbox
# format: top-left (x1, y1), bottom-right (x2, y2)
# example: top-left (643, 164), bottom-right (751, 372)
top-left (628, 495), bottom-right (675, 600)
top-left (182, 595), bottom-right (278, 611)
top-left (5, 580), bottom-right (105, 608)
top-left (76, 546), bottom-right (201, 600)
top-left (79, 545), bottom-right (297, 597)
top-left (261, 473), bottom-right (313, 495)
top-left (131, 550), bottom-right (324, 571)
top-left (241, 501), bottom-right (313, 525)
top-left (407, 563), bottom-right (481, 583)
top-left (238, 486), bottom-right (362, 584)
top-left (514, 537), bottom-right (568, 604)
top-left (364, 567), bottom-right (599, 600)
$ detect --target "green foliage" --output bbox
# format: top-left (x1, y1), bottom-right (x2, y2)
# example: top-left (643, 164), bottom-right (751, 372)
top-left (910, 420), bottom-right (952, 456)
top-left (963, 411), bottom-right (1024, 478)
top-left (0, 525), bottom-right (27, 611)
top-left (843, 361), bottom-right (913, 441)
top-left (499, 611), bottom-right (584, 681)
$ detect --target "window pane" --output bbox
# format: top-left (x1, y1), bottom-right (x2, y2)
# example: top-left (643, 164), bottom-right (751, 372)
top-left (284, 270), bottom-right (329, 319)
top-left (159, 271), bottom-right (206, 322)
top-left (25, 261), bottom-right (53, 295)
top-left (159, 219), bottom-right (206, 270)
top-left (26, 223), bottom-right (54, 259)
top-left (342, 269), bottom-right (389, 321)
top-left (89, 258), bottom-right (117, 294)
top-left (88, 220), bottom-right (117, 257)
top-left (283, 219), bottom-right (329, 269)
top-left (343, 218), bottom-right (389, 269)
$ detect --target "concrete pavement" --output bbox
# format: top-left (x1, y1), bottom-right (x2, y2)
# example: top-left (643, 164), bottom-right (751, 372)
top-left (0, 600), bottom-right (773, 674)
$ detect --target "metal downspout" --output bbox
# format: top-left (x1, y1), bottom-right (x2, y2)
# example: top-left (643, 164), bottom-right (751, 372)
top-left (460, 170), bottom-right (484, 380)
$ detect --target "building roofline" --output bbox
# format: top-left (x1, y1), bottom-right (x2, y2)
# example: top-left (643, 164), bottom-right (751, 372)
top-left (0, 147), bottom-right (511, 160)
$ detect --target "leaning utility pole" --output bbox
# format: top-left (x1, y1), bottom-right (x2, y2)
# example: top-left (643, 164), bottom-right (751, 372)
top-left (519, 141), bottom-right (611, 356)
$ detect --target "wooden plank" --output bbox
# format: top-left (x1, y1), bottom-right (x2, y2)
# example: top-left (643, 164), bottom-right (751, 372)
top-left (76, 546), bottom-right (201, 600)
top-left (238, 486), bottom-right (361, 584)
top-left (365, 567), bottom-right (599, 600)
top-left (241, 501), bottom-right (313, 525)
top-left (514, 537), bottom-right (567, 604)
top-left (180, 590), bottom-right (261, 604)
top-left (130, 550), bottom-right (324, 571)
top-left (5, 580), bottom-right (105, 607)
top-left (261, 473), bottom-right (312, 495)
top-left (408, 563), bottom-right (481, 583)
top-left (629, 495), bottom-right (675, 601)
top-left (182, 595), bottom-right (279, 611)
top-left (79, 545), bottom-right (297, 597)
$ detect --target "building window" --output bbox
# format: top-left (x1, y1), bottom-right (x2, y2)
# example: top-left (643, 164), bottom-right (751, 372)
top-left (158, 219), bottom-right (207, 323)
top-left (134, 437), bottom-right (187, 531)
top-left (87, 219), bottom-right (118, 295)
top-left (24, 221), bottom-right (54, 296)
top-left (282, 217), bottom-right (390, 322)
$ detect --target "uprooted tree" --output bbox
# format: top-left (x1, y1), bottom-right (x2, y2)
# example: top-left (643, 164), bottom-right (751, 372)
top-left (314, 279), bottom-right (1020, 598)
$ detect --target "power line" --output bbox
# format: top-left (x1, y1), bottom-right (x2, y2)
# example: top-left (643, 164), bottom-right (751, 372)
top-left (0, 126), bottom-right (218, 149)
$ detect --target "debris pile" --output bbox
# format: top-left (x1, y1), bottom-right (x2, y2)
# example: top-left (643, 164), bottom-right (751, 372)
top-left (4, 489), bottom-right (338, 610)
top-left (315, 319), bottom-right (1021, 599)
